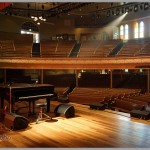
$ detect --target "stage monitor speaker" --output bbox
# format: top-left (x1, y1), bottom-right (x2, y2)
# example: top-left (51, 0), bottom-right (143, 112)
top-left (4, 113), bottom-right (29, 130)
top-left (54, 104), bottom-right (75, 118)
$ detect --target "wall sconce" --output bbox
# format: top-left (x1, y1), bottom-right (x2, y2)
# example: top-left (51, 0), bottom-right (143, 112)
top-left (31, 15), bottom-right (46, 25)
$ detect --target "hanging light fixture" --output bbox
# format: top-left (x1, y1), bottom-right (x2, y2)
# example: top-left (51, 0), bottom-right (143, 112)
top-left (31, 3), bottom-right (46, 25)
top-left (27, 3), bottom-right (30, 17)
top-left (38, 4), bottom-right (46, 21)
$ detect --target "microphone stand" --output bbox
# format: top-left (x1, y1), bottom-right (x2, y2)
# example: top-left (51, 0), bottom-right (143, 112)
top-left (8, 82), bottom-right (13, 113)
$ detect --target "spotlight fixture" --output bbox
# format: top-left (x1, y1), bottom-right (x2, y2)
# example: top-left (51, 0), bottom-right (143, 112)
top-left (27, 3), bottom-right (30, 8)
top-left (121, 7), bottom-right (125, 13)
top-left (42, 5), bottom-right (44, 10)
top-left (144, 3), bottom-right (149, 10)
top-left (31, 15), bottom-right (46, 22)
top-left (116, 8), bottom-right (120, 16)
top-left (27, 3), bottom-right (30, 18)
top-left (134, 5), bottom-right (138, 12)
top-left (140, 4), bottom-right (143, 10)
top-left (125, 6), bottom-right (129, 13)
top-left (106, 10), bottom-right (111, 17)
top-left (111, 9), bottom-right (115, 15)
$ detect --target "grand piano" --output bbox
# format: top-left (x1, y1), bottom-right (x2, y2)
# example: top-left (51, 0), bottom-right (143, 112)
top-left (0, 83), bottom-right (55, 114)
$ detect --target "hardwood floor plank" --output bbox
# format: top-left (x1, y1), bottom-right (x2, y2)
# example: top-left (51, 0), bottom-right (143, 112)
top-left (0, 101), bottom-right (150, 148)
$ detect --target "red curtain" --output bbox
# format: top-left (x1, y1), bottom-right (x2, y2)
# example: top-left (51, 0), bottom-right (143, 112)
top-left (0, 2), bottom-right (12, 10)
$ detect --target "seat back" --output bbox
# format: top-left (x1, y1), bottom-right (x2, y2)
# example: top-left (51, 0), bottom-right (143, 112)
top-left (145, 106), bottom-right (150, 112)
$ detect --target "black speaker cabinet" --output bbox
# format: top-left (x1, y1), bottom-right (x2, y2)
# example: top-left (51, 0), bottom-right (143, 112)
top-left (4, 113), bottom-right (29, 130)
top-left (89, 103), bottom-right (105, 110)
top-left (54, 104), bottom-right (75, 118)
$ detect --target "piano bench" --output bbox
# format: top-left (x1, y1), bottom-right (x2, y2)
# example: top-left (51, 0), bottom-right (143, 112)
top-left (36, 103), bottom-right (52, 124)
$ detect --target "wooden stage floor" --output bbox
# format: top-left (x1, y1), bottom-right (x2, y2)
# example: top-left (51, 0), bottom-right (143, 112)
top-left (0, 101), bottom-right (150, 148)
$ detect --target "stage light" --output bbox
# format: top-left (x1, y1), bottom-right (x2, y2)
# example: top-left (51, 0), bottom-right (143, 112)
top-left (27, 3), bottom-right (30, 8)
top-left (106, 10), bottom-right (111, 17)
top-left (134, 5), bottom-right (138, 12)
top-left (116, 8), bottom-right (120, 16)
top-left (144, 3), bottom-right (149, 10)
top-left (42, 5), bottom-right (44, 10)
top-left (125, 6), bottom-right (129, 13)
top-left (121, 7), bottom-right (125, 14)
top-left (140, 4), bottom-right (143, 10)
top-left (111, 9), bottom-right (115, 16)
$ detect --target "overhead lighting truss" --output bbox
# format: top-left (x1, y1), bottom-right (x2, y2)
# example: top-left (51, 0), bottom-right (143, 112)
top-left (0, 2), bottom-right (149, 20)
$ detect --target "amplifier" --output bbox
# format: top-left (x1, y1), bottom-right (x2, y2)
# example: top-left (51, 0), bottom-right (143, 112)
top-left (54, 104), bottom-right (75, 118)
top-left (4, 113), bottom-right (29, 130)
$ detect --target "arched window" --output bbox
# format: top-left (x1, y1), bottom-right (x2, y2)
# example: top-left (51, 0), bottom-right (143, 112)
top-left (21, 22), bottom-right (40, 43)
top-left (113, 27), bottom-right (119, 39)
top-left (120, 25), bottom-right (124, 39)
top-left (139, 21), bottom-right (144, 38)
top-left (125, 24), bottom-right (129, 40)
top-left (134, 22), bottom-right (139, 39)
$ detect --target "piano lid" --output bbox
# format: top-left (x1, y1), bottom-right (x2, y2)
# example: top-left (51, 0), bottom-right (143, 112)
top-left (0, 83), bottom-right (54, 89)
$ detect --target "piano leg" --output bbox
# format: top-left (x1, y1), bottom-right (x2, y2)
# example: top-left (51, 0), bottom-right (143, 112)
top-left (11, 101), bottom-right (15, 113)
top-left (32, 100), bottom-right (35, 115)
top-left (28, 100), bottom-right (32, 115)
top-left (0, 97), bottom-right (14, 113)
top-left (28, 100), bottom-right (36, 116)
top-left (0, 97), bottom-right (4, 109)
top-left (46, 97), bottom-right (50, 113)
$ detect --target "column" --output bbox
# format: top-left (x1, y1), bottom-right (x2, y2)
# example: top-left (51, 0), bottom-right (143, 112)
top-left (147, 69), bottom-right (150, 93)
top-left (4, 69), bottom-right (6, 83)
top-left (110, 70), bottom-right (113, 88)
top-left (40, 69), bottom-right (43, 84)
top-left (75, 70), bottom-right (78, 87)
